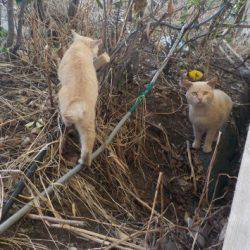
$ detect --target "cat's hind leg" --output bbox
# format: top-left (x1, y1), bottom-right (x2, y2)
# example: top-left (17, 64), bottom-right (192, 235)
top-left (59, 114), bottom-right (73, 157)
top-left (76, 118), bottom-right (95, 167)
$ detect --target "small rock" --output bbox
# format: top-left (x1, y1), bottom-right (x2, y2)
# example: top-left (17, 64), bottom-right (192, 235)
top-left (25, 121), bottom-right (35, 129)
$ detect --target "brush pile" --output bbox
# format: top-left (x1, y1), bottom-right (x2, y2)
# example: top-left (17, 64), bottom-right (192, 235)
top-left (0, 0), bottom-right (248, 249)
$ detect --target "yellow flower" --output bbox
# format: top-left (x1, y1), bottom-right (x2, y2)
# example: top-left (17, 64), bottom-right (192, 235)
top-left (188, 70), bottom-right (203, 81)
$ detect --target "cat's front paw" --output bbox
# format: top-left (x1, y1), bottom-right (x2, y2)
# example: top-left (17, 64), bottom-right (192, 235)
top-left (192, 141), bottom-right (200, 149)
top-left (203, 145), bottom-right (212, 153)
top-left (78, 152), bottom-right (92, 166)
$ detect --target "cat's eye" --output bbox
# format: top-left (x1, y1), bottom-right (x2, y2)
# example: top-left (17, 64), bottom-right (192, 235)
top-left (192, 92), bottom-right (197, 96)
top-left (203, 91), bottom-right (209, 95)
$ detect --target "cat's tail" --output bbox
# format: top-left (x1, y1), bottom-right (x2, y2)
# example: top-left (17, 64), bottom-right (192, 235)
top-left (62, 101), bottom-right (86, 124)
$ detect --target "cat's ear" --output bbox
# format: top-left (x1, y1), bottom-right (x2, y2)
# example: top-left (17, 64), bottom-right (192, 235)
top-left (207, 77), bottom-right (218, 88)
top-left (90, 39), bottom-right (102, 48)
top-left (180, 79), bottom-right (193, 89)
top-left (71, 30), bottom-right (81, 40)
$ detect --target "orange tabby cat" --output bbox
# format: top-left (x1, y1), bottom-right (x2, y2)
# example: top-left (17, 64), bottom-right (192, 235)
top-left (58, 30), bottom-right (101, 166)
top-left (181, 78), bottom-right (233, 153)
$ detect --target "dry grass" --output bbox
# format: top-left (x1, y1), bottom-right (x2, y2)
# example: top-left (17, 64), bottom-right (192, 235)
top-left (0, 0), bottom-right (245, 248)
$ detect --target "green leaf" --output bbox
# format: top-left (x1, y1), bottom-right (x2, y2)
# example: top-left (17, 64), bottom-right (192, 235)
top-left (25, 121), bottom-right (35, 129)
top-left (36, 119), bottom-right (44, 129)
top-left (0, 27), bottom-right (8, 38)
top-left (95, 0), bottom-right (103, 9)
top-left (0, 47), bottom-right (9, 53)
top-left (188, 0), bottom-right (201, 7)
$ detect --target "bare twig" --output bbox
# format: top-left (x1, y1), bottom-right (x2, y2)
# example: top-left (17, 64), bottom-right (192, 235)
top-left (186, 141), bottom-right (197, 194)
top-left (50, 223), bottom-right (144, 250)
top-left (146, 172), bottom-right (163, 231)
top-left (145, 171), bottom-right (163, 243)
top-left (27, 213), bottom-right (87, 227)
top-left (194, 131), bottom-right (222, 220)
top-left (0, 175), bottom-right (4, 221)
top-left (44, 45), bottom-right (54, 108)
top-left (205, 131), bottom-right (222, 202)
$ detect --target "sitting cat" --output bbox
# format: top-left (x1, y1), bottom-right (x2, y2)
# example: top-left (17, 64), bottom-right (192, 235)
top-left (58, 30), bottom-right (102, 166)
top-left (180, 77), bottom-right (233, 153)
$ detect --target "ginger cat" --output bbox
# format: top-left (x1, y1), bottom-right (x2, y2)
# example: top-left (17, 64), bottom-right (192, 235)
top-left (58, 30), bottom-right (102, 166)
top-left (181, 77), bottom-right (233, 153)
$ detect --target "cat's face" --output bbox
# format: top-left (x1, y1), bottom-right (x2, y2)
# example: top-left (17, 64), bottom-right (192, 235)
top-left (186, 82), bottom-right (214, 106)
top-left (72, 30), bottom-right (102, 57)
top-left (180, 78), bottom-right (217, 107)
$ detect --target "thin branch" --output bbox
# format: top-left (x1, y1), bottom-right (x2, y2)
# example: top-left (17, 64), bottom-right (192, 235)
top-left (194, 131), bottom-right (222, 221)
top-left (186, 141), bottom-right (197, 194)
top-left (44, 45), bottom-right (54, 108)
top-left (27, 214), bottom-right (87, 227)
top-left (0, 175), bottom-right (4, 221)
top-left (146, 172), bottom-right (163, 231)
top-left (12, 0), bottom-right (27, 53)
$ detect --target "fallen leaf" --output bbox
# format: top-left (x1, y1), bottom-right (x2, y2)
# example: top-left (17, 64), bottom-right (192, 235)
top-left (25, 121), bottom-right (34, 129)
top-left (36, 120), bottom-right (44, 129)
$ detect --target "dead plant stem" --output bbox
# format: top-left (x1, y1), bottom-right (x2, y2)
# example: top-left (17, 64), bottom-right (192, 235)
top-left (186, 141), bottom-right (197, 194)
top-left (44, 45), bottom-right (54, 108)
top-left (27, 213), bottom-right (87, 227)
top-left (194, 131), bottom-right (222, 221)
